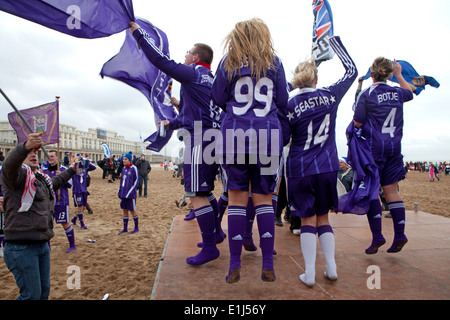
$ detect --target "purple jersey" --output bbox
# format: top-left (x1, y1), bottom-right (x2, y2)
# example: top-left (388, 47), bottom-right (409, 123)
top-left (212, 55), bottom-right (289, 155)
top-left (118, 165), bottom-right (138, 199)
top-left (72, 162), bottom-right (96, 194)
top-left (43, 165), bottom-right (72, 206)
top-left (353, 83), bottom-right (413, 159)
top-left (132, 28), bottom-right (222, 132)
top-left (281, 36), bottom-right (358, 178)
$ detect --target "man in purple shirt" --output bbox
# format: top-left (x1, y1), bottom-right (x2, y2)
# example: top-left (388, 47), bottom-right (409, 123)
top-left (43, 150), bottom-right (76, 253)
top-left (129, 21), bottom-right (221, 265)
top-left (353, 58), bottom-right (413, 254)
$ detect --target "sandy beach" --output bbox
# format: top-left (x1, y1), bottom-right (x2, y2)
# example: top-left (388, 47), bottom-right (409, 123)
top-left (0, 166), bottom-right (449, 300)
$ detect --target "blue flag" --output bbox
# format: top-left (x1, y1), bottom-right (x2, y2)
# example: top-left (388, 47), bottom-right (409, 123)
top-left (100, 18), bottom-right (177, 152)
top-left (312, 0), bottom-right (334, 66)
top-left (0, 0), bottom-right (134, 39)
top-left (362, 60), bottom-right (440, 95)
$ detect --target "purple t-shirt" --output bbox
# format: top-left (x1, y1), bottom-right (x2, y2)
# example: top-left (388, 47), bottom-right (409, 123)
top-left (133, 28), bottom-right (222, 132)
top-left (280, 36), bottom-right (358, 178)
top-left (118, 165), bottom-right (138, 199)
top-left (43, 165), bottom-right (72, 206)
top-left (72, 163), bottom-right (96, 194)
top-left (212, 55), bottom-right (289, 155)
top-left (353, 82), bottom-right (414, 159)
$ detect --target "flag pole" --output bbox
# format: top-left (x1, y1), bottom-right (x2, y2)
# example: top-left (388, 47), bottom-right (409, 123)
top-left (0, 87), bottom-right (49, 158)
top-left (55, 96), bottom-right (60, 170)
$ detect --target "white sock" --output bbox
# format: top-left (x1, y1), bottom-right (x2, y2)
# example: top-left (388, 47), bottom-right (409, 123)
top-left (300, 228), bottom-right (316, 286)
top-left (319, 231), bottom-right (337, 280)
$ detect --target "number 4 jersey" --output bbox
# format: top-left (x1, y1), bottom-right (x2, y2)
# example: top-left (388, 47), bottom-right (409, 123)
top-left (353, 82), bottom-right (413, 160)
top-left (281, 36), bottom-right (358, 178)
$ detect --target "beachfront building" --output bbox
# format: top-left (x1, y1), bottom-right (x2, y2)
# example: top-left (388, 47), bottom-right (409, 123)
top-left (0, 121), bottom-right (155, 164)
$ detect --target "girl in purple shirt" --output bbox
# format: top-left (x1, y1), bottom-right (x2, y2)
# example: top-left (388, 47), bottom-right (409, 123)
top-left (353, 58), bottom-right (413, 254)
top-left (280, 36), bottom-right (357, 286)
top-left (212, 18), bottom-right (289, 284)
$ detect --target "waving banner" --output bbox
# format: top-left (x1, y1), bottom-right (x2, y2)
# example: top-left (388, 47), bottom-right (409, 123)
top-left (8, 100), bottom-right (59, 146)
top-left (101, 143), bottom-right (111, 158)
top-left (0, 0), bottom-right (134, 39)
top-left (101, 18), bottom-right (177, 152)
top-left (312, 0), bottom-right (334, 66)
top-left (362, 60), bottom-right (440, 95)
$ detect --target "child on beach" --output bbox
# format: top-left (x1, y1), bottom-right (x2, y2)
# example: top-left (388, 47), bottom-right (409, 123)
top-left (118, 153), bottom-right (139, 234)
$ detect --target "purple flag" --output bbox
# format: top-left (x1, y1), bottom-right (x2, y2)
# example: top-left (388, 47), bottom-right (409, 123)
top-left (8, 100), bottom-right (60, 146)
top-left (338, 122), bottom-right (380, 215)
top-left (0, 0), bottom-right (134, 39)
top-left (100, 18), bottom-right (177, 152)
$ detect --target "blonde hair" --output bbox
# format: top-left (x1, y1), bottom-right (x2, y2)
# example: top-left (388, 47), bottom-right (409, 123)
top-left (371, 57), bottom-right (394, 82)
top-left (292, 57), bottom-right (318, 89)
top-left (223, 18), bottom-right (276, 80)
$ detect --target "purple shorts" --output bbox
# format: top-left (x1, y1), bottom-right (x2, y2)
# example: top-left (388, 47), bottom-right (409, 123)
top-left (288, 171), bottom-right (338, 218)
top-left (375, 154), bottom-right (405, 186)
top-left (54, 205), bottom-right (70, 224)
top-left (120, 198), bottom-right (136, 211)
top-left (183, 142), bottom-right (219, 194)
top-left (73, 192), bottom-right (88, 207)
top-left (223, 153), bottom-right (281, 195)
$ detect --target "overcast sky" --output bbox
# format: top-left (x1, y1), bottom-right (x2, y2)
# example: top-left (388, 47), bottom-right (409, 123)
top-left (0, 0), bottom-right (448, 161)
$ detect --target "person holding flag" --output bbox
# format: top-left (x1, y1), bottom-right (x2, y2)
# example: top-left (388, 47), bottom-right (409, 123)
top-left (279, 36), bottom-right (357, 287)
top-left (353, 58), bottom-right (413, 254)
top-left (129, 21), bottom-right (222, 266)
top-left (0, 133), bottom-right (79, 299)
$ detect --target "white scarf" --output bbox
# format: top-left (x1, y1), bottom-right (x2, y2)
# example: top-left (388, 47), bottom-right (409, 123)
top-left (19, 164), bottom-right (54, 212)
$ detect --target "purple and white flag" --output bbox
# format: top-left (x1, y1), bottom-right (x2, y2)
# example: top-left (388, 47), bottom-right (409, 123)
top-left (8, 100), bottom-right (60, 146)
top-left (0, 0), bottom-right (134, 39)
top-left (101, 18), bottom-right (177, 152)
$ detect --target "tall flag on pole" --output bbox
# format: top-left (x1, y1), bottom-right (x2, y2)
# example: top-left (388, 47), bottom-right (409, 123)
top-left (101, 143), bottom-right (111, 158)
top-left (312, 0), bottom-right (334, 66)
top-left (361, 60), bottom-right (440, 95)
top-left (0, 0), bottom-right (134, 39)
top-left (8, 100), bottom-right (59, 145)
top-left (100, 18), bottom-right (177, 152)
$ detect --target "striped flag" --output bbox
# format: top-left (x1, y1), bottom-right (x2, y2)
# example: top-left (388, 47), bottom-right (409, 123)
top-left (312, 0), bottom-right (334, 66)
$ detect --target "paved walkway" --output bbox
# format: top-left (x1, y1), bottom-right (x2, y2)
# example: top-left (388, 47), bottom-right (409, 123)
top-left (151, 210), bottom-right (450, 300)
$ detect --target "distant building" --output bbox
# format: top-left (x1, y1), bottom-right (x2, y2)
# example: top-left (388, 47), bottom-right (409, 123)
top-left (0, 121), bottom-right (156, 164)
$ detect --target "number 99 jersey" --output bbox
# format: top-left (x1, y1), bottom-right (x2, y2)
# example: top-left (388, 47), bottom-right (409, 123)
top-left (212, 55), bottom-right (289, 156)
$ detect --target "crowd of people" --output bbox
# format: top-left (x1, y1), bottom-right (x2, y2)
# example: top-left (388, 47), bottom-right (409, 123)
top-left (0, 15), bottom-right (441, 299)
top-left (0, 142), bottom-right (157, 299)
top-left (130, 15), bottom-right (415, 288)
top-left (404, 161), bottom-right (450, 181)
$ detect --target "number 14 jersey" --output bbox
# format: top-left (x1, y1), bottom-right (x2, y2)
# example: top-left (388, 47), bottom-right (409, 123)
top-left (281, 36), bottom-right (358, 178)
